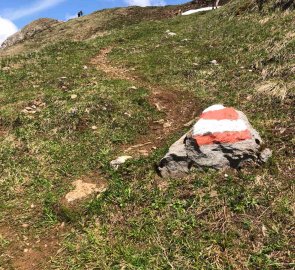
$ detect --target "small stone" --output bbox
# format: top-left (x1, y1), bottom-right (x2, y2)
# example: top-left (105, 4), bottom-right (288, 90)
top-left (260, 148), bottom-right (272, 163)
top-left (246, 95), bottom-right (253, 101)
top-left (167, 32), bottom-right (177, 36)
top-left (22, 223), bottom-right (29, 228)
top-left (83, 65), bottom-right (88, 70)
top-left (110, 156), bottom-right (133, 170)
top-left (30, 204), bottom-right (35, 208)
top-left (91, 125), bottom-right (98, 130)
top-left (163, 122), bottom-right (172, 128)
top-left (69, 107), bottom-right (78, 114)
top-left (262, 224), bottom-right (267, 236)
top-left (154, 119), bottom-right (165, 124)
top-left (70, 94), bottom-right (77, 99)
top-left (24, 249), bottom-right (29, 253)
top-left (138, 150), bottom-right (149, 156)
top-left (224, 174), bottom-right (229, 178)
top-left (210, 60), bottom-right (218, 65)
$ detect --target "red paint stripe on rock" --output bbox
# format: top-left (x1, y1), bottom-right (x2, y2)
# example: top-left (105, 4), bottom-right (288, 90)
top-left (194, 130), bottom-right (252, 145)
top-left (200, 108), bottom-right (239, 120)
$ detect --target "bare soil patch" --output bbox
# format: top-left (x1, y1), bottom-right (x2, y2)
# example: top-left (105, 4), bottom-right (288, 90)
top-left (0, 222), bottom-right (67, 270)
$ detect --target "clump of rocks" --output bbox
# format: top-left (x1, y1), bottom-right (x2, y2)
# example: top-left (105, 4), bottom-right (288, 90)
top-left (21, 100), bottom-right (46, 114)
top-left (158, 104), bottom-right (272, 178)
top-left (1, 18), bottom-right (60, 49)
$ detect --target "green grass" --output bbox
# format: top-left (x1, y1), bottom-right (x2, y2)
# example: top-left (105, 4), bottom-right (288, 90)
top-left (0, 0), bottom-right (294, 269)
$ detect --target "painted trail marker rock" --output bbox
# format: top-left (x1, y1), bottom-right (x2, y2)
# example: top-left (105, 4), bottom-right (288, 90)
top-left (158, 104), bottom-right (272, 178)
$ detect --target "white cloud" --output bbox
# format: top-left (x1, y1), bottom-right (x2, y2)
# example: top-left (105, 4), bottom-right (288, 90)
top-left (65, 13), bottom-right (77, 21)
top-left (3, 0), bottom-right (66, 21)
top-left (0, 17), bottom-right (18, 45)
top-left (125, 0), bottom-right (166, 7)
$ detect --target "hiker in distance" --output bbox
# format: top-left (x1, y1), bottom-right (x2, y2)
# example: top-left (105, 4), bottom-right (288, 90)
top-left (78, 10), bottom-right (83, 17)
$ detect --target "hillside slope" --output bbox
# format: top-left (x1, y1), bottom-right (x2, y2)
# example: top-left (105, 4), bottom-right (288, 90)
top-left (0, 0), bottom-right (294, 269)
top-left (0, 1), bottom-right (230, 56)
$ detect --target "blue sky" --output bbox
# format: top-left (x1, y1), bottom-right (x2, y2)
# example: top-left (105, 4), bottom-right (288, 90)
top-left (0, 0), bottom-right (188, 44)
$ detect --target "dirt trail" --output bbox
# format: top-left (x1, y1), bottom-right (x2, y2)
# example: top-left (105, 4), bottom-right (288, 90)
top-left (91, 47), bottom-right (200, 155)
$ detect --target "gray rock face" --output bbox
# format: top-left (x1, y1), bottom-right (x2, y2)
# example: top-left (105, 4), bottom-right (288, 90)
top-left (158, 105), bottom-right (272, 178)
top-left (1, 18), bottom-right (60, 49)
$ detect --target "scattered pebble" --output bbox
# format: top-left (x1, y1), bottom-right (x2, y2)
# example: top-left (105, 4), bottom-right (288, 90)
top-left (168, 32), bottom-right (177, 36)
top-left (83, 65), bottom-right (88, 70)
top-left (91, 125), bottom-right (98, 130)
top-left (166, 30), bottom-right (177, 36)
top-left (210, 59), bottom-right (218, 65)
top-left (224, 174), bottom-right (229, 178)
top-left (24, 248), bottom-right (29, 253)
top-left (154, 119), bottom-right (165, 124)
top-left (246, 95), bottom-right (253, 101)
top-left (69, 107), bottom-right (78, 114)
top-left (262, 224), bottom-right (267, 236)
top-left (163, 122), bottom-right (172, 128)
top-left (22, 100), bottom-right (46, 114)
top-left (138, 150), bottom-right (149, 156)
top-left (70, 94), bottom-right (77, 99)
top-left (110, 156), bottom-right (133, 170)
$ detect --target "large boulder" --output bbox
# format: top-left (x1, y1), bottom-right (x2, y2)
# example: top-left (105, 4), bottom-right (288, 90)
top-left (158, 104), bottom-right (272, 178)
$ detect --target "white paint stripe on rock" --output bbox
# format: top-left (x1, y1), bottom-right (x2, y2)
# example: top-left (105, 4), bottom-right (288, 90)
top-left (193, 119), bottom-right (248, 135)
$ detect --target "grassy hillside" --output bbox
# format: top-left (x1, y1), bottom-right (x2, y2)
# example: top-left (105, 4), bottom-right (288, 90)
top-left (0, 0), bottom-right (294, 269)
